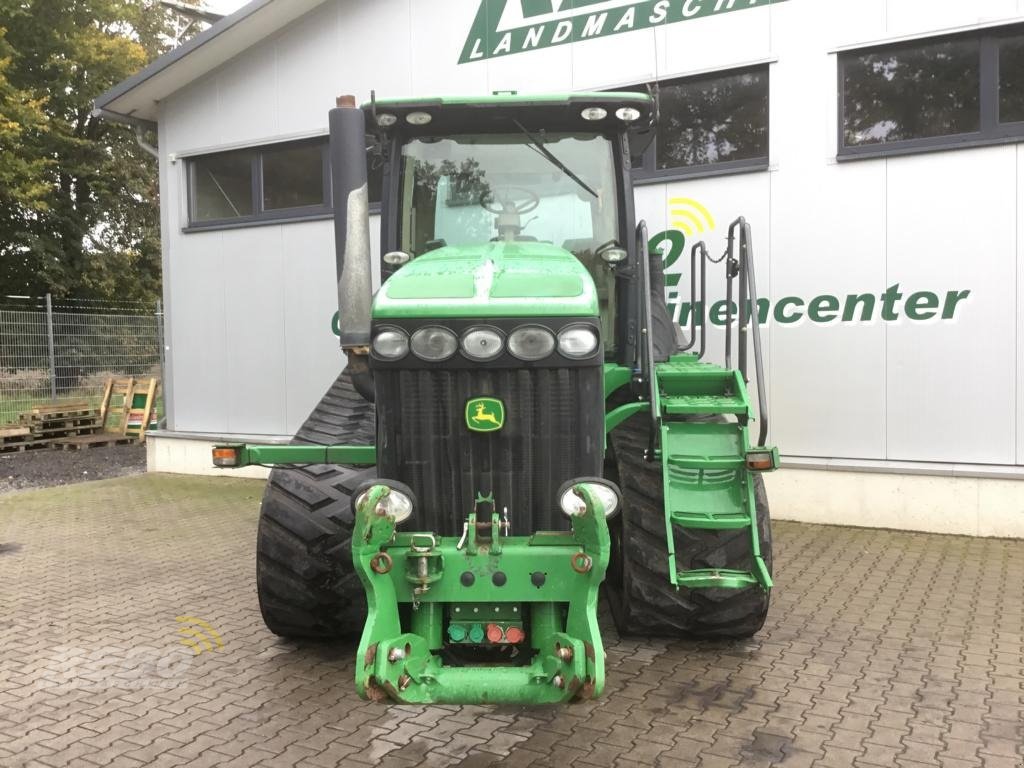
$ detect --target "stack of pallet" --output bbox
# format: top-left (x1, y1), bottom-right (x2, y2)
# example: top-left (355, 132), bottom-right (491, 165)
top-left (0, 403), bottom-right (104, 453)
top-left (0, 377), bottom-right (159, 453)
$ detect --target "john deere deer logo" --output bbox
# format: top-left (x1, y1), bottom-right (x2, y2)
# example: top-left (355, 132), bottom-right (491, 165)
top-left (466, 397), bottom-right (505, 432)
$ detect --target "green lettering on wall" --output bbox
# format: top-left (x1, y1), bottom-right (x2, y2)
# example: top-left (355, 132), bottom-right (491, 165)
top-left (459, 0), bottom-right (788, 63)
top-left (709, 300), bottom-right (737, 326)
top-left (808, 295), bottom-right (840, 322)
top-left (774, 297), bottom-right (804, 324)
top-left (941, 290), bottom-right (971, 319)
top-left (904, 291), bottom-right (939, 320)
top-left (842, 293), bottom-right (876, 322)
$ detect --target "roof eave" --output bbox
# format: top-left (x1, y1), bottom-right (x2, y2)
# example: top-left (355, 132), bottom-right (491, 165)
top-left (94, 0), bottom-right (327, 124)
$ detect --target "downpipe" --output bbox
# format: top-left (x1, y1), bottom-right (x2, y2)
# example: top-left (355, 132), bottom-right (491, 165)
top-left (329, 95), bottom-right (375, 401)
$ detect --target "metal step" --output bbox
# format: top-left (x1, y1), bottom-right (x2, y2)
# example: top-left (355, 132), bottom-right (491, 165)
top-left (661, 420), bottom-right (745, 469)
top-left (676, 567), bottom-right (765, 590)
top-left (662, 393), bottom-right (748, 416)
top-left (662, 422), bottom-right (751, 530)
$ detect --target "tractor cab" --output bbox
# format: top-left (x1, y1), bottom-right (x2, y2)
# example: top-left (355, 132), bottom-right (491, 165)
top-left (368, 92), bottom-right (654, 358)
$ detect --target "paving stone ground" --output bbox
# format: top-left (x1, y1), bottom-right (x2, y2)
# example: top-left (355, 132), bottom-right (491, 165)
top-left (0, 474), bottom-right (1021, 768)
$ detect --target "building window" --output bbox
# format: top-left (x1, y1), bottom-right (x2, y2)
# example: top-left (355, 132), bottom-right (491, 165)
top-left (187, 139), bottom-right (329, 228)
top-left (628, 65), bottom-right (770, 182)
top-left (999, 34), bottom-right (1024, 123)
top-left (838, 25), bottom-right (1024, 158)
top-left (185, 139), bottom-right (385, 230)
top-left (262, 143), bottom-right (326, 212)
top-left (190, 150), bottom-right (257, 222)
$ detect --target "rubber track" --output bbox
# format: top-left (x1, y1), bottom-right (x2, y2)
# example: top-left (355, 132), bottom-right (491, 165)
top-left (606, 413), bottom-right (772, 638)
top-left (255, 370), bottom-right (376, 638)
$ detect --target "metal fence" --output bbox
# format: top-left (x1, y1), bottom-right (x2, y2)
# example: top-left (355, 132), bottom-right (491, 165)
top-left (0, 295), bottom-right (164, 425)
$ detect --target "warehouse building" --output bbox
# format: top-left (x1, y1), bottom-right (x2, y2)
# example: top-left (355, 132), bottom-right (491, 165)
top-left (96, 0), bottom-right (1024, 536)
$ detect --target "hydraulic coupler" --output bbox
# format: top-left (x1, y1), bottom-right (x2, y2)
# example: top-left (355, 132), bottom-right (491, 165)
top-left (351, 483), bottom-right (615, 705)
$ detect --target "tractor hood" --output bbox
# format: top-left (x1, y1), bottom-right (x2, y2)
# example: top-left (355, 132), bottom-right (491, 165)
top-left (372, 243), bottom-right (598, 319)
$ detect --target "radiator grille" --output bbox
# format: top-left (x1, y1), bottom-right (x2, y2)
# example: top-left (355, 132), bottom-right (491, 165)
top-left (375, 366), bottom-right (604, 535)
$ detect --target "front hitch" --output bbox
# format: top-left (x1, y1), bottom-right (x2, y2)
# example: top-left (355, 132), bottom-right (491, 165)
top-left (351, 483), bottom-right (612, 705)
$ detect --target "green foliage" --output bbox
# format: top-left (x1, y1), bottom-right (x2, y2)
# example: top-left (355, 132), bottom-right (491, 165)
top-left (0, 0), bottom-right (189, 303)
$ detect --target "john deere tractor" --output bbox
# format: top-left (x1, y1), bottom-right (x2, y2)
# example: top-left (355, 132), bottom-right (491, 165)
top-left (214, 91), bottom-right (776, 705)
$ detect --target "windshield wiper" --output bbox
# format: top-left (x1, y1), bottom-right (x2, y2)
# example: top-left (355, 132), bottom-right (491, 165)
top-left (512, 119), bottom-right (598, 199)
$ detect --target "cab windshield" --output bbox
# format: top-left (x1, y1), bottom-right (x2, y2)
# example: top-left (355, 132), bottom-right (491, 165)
top-left (398, 132), bottom-right (621, 344)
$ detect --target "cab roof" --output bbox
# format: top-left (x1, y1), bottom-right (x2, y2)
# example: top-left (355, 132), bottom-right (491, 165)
top-left (362, 91), bottom-right (653, 135)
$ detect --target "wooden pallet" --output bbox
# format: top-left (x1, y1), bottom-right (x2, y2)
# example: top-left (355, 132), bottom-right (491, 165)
top-left (24, 416), bottom-right (102, 433)
top-left (0, 441), bottom-right (51, 454)
top-left (51, 434), bottom-right (137, 451)
top-left (2, 376), bottom-right (158, 452)
top-left (24, 402), bottom-right (90, 417)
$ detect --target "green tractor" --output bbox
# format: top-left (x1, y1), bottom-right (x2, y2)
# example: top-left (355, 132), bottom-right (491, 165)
top-left (214, 91), bottom-right (776, 705)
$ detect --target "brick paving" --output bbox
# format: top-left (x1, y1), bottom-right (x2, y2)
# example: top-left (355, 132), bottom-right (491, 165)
top-left (0, 473), bottom-right (1021, 768)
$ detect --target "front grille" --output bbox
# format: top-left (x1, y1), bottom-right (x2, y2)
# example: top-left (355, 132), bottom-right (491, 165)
top-left (375, 366), bottom-right (604, 535)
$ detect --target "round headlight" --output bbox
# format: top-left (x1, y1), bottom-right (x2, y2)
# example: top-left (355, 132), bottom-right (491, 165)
top-left (557, 325), bottom-right (599, 359)
top-left (383, 250), bottom-right (412, 266)
top-left (581, 107), bottom-right (607, 121)
top-left (461, 326), bottom-right (503, 361)
top-left (410, 326), bottom-right (458, 361)
top-left (558, 479), bottom-right (621, 518)
top-left (599, 247), bottom-right (628, 264)
top-left (372, 328), bottom-right (409, 360)
top-left (406, 111), bottom-right (432, 125)
top-left (507, 326), bottom-right (555, 361)
top-left (355, 485), bottom-right (414, 524)
top-left (376, 113), bottom-right (398, 127)
top-left (615, 106), bottom-right (642, 123)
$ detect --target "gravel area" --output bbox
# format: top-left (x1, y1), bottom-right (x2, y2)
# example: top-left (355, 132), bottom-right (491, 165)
top-left (0, 443), bottom-right (146, 494)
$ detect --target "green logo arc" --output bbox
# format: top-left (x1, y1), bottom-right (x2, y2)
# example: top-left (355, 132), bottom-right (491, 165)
top-left (466, 397), bottom-right (506, 432)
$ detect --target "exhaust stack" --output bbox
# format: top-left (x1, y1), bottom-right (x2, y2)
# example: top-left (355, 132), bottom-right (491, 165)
top-left (329, 94), bottom-right (374, 398)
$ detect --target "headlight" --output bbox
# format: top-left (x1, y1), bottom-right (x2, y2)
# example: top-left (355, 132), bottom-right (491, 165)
top-left (615, 106), bottom-right (641, 122)
top-left (354, 482), bottom-right (415, 524)
top-left (461, 326), bottom-right (504, 361)
top-left (557, 478), bottom-right (621, 518)
top-left (372, 328), bottom-right (409, 360)
top-left (507, 326), bottom-right (555, 361)
top-left (410, 326), bottom-right (457, 361)
top-left (557, 325), bottom-right (599, 359)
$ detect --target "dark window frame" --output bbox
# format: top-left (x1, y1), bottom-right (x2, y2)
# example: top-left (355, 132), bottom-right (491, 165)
top-left (185, 138), bottom-right (332, 231)
top-left (626, 64), bottom-right (771, 185)
top-left (837, 24), bottom-right (1024, 161)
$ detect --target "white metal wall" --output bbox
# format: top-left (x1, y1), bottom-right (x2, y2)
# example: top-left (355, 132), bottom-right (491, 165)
top-left (157, 0), bottom-right (1024, 474)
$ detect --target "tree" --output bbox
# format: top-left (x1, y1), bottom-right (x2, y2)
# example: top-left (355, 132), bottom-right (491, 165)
top-left (0, 23), bottom-right (48, 261)
top-left (0, 0), bottom-right (191, 303)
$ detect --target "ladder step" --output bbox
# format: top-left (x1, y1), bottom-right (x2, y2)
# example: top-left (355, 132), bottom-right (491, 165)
top-left (670, 510), bottom-right (751, 529)
top-left (662, 394), bottom-right (747, 416)
top-left (676, 568), bottom-right (760, 590)
top-left (666, 455), bottom-right (744, 470)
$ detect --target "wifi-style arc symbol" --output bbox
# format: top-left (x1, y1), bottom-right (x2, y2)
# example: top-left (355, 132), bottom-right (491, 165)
top-left (175, 616), bottom-right (224, 655)
top-left (669, 197), bottom-right (716, 237)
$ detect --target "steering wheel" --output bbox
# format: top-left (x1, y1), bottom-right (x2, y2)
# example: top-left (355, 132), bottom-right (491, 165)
top-left (480, 187), bottom-right (540, 215)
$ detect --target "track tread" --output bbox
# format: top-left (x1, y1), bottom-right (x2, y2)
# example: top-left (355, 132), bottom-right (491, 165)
top-left (256, 369), bottom-right (376, 639)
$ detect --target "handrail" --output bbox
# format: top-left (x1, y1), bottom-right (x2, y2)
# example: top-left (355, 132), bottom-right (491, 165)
top-left (690, 217), bottom-right (770, 447)
top-left (678, 241), bottom-right (709, 361)
top-left (636, 220), bottom-right (659, 459)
